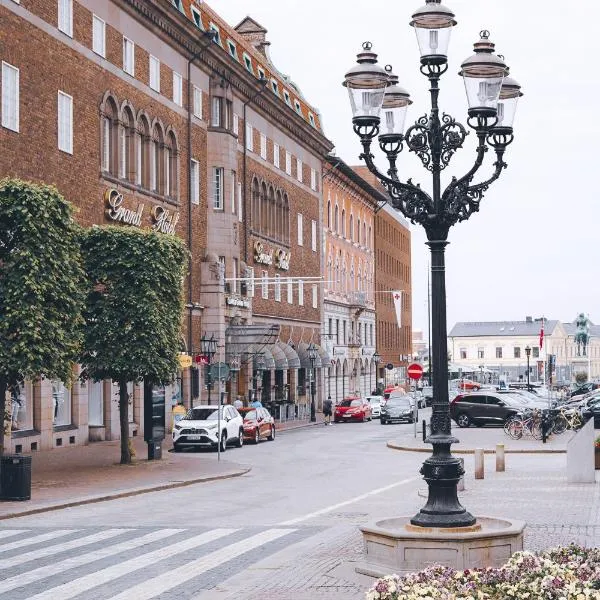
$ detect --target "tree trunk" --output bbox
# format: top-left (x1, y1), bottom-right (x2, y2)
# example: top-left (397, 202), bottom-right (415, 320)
top-left (0, 377), bottom-right (7, 456)
top-left (119, 380), bottom-right (131, 464)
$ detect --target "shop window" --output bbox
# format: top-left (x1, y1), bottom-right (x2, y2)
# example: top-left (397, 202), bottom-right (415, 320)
top-left (52, 381), bottom-right (72, 427)
top-left (9, 381), bottom-right (33, 433)
top-left (88, 380), bottom-right (104, 426)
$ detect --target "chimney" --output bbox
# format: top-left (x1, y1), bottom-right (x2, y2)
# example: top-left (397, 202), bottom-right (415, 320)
top-left (234, 17), bottom-right (271, 59)
top-left (525, 316), bottom-right (533, 323)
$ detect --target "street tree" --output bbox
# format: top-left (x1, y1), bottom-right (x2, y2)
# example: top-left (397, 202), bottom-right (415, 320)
top-left (0, 179), bottom-right (84, 454)
top-left (80, 226), bottom-right (187, 464)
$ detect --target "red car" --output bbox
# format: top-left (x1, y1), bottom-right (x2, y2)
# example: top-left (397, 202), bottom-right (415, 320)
top-left (334, 397), bottom-right (372, 423)
top-left (456, 379), bottom-right (481, 391)
top-left (238, 407), bottom-right (276, 443)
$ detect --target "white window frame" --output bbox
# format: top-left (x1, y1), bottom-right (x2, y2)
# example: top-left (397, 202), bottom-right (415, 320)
top-left (237, 182), bottom-right (243, 222)
top-left (285, 151), bottom-right (291, 175)
top-left (213, 167), bottom-right (224, 210)
top-left (245, 122), bottom-right (253, 151)
top-left (149, 55), bottom-right (160, 92)
top-left (57, 90), bottom-right (73, 154)
top-left (287, 278), bottom-right (293, 304)
top-left (230, 171), bottom-right (236, 214)
top-left (312, 284), bottom-right (318, 309)
top-left (1, 62), bottom-right (19, 133)
top-left (310, 168), bottom-right (317, 191)
top-left (260, 133), bottom-right (267, 160)
top-left (298, 280), bottom-right (304, 306)
top-left (261, 270), bottom-right (268, 299)
top-left (173, 72), bottom-right (183, 106)
top-left (247, 267), bottom-right (255, 297)
top-left (58, 0), bottom-right (73, 37)
top-left (92, 15), bottom-right (106, 57)
top-left (296, 158), bottom-right (303, 183)
top-left (273, 143), bottom-right (280, 168)
top-left (123, 37), bottom-right (135, 76)
top-left (191, 159), bottom-right (200, 205)
top-left (311, 220), bottom-right (317, 252)
top-left (233, 113), bottom-right (239, 135)
top-left (232, 258), bottom-right (238, 293)
top-left (274, 274), bottom-right (281, 302)
top-left (297, 213), bottom-right (303, 246)
top-left (193, 85), bottom-right (202, 118)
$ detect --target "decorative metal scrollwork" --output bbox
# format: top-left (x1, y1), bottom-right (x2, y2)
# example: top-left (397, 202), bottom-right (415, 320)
top-left (405, 114), bottom-right (432, 170)
top-left (440, 114), bottom-right (468, 169)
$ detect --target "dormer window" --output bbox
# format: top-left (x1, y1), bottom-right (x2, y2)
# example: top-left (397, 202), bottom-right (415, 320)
top-left (257, 67), bottom-right (266, 82)
top-left (190, 6), bottom-right (203, 29)
top-left (227, 40), bottom-right (238, 60)
top-left (271, 79), bottom-right (280, 96)
top-left (283, 90), bottom-right (291, 106)
top-left (209, 23), bottom-right (221, 46)
top-left (294, 100), bottom-right (302, 115)
top-left (172, 0), bottom-right (183, 11)
top-left (308, 112), bottom-right (316, 128)
top-left (243, 53), bottom-right (253, 74)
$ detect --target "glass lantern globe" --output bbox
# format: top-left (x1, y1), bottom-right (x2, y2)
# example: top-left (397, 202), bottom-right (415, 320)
top-left (459, 31), bottom-right (507, 118)
top-left (343, 42), bottom-right (389, 122)
top-left (495, 74), bottom-right (523, 132)
top-left (410, 0), bottom-right (456, 65)
top-left (379, 67), bottom-right (412, 143)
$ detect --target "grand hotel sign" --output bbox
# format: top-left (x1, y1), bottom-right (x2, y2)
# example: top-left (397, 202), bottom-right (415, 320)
top-left (253, 241), bottom-right (291, 271)
top-left (104, 189), bottom-right (180, 235)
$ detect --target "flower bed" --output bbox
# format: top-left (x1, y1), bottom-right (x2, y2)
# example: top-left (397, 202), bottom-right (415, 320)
top-left (366, 544), bottom-right (600, 599)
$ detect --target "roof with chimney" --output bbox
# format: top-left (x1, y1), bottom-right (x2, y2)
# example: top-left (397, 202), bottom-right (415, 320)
top-left (449, 319), bottom-right (560, 338)
top-left (172, 0), bottom-right (323, 132)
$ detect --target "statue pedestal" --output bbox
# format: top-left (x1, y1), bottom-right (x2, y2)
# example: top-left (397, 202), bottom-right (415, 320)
top-left (571, 357), bottom-right (590, 381)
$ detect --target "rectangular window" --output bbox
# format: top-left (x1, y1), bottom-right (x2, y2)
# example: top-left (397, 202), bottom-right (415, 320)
top-left (274, 274), bottom-right (281, 302)
top-left (237, 182), bottom-right (242, 222)
top-left (310, 168), bottom-right (317, 191)
top-left (312, 284), bottom-right (318, 309)
top-left (92, 15), bottom-right (106, 57)
top-left (297, 213), bottom-right (303, 246)
top-left (233, 113), bottom-right (239, 135)
top-left (232, 258), bottom-right (238, 293)
top-left (246, 267), bottom-right (254, 297)
top-left (460, 348), bottom-right (467, 360)
top-left (57, 91), bottom-right (73, 154)
top-left (311, 220), bottom-right (317, 252)
top-left (58, 0), bottom-right (73, 37)
top-left (262, 270), bottom-right (268, 299)
top-left (1, 62), bottom-right (19, 132)
top-left (211, 97), bottom-right (221, 127)
top-left (173, 72), bottom-right (182, 106)
top-left (533, 347), bottom-right (540, 358)
top-left (230, 171), bottom-right (236, 213)
top-left (496, 347), bottom-right (503, 359)
top-left (213, 167), bottom-right (224, 210)
top-left (296, 158), bottom-right (303, 182)
top-left (245, 122), bottom-right (253, 151)
top-left (190, 159), bottom-right (200, 205)
top-left (285, 151), bottom-right (291, 175)
top-left (149, 56), bottom-right (160, 92)
top-left (298, 280), bottom-right (304, 306)
top-left (193, 86), bottom-right (202, 118)
top-left (273, 143), bottom-right (280, 168)
top-left (477, 348), bottom-right (484, 359)
top-left (287, 278), bottom-right (293, 304)
top-left (123, 37), bottom-right (135, 76)
top-left (514, 347), bottom-right (521, 359)
top-left (260, 133), bottom-right (267, 159)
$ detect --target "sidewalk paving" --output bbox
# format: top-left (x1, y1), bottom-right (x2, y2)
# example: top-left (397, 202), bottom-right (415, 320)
top-left (0, 417), bottom-right (322, 520)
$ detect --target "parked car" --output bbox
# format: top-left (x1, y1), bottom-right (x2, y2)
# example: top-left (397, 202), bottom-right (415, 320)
top-left (451, 378), bottom-right (481, 391)
top-left (450, 392), bottom-right (523, 428)
top-left (365, 395), bottom-right (383, 418)
top-left (334, 397), bottom-right (372, 423)
top-left (172, 405), bottom-right (244, 452)
top-left (238, 407), bottom-right (276, 443)
top-left (571, 382), bottom-right (598, 398)
top-left (581, 399), bottom-right (600, 428)
top-left (380, 395), bottom-right (416, 424)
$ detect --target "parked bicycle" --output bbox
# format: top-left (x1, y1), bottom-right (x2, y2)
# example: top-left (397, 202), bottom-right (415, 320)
top-left (549, 406), bottom-right (583, 434)
top-left (504, 409), bottom-right (543, 440)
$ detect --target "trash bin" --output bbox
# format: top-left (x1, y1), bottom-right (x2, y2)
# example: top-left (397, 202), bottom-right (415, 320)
top-left (147, 440), bottom-right (162, 461)
top-left (0, 455), bottom-right (32, 501)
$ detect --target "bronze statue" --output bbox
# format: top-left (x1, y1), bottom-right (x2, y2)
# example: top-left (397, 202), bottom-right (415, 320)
top-left (574, 313), bottom-right (590, 357)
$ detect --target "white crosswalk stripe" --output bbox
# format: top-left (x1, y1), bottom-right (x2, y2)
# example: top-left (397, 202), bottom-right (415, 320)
top-left (0, 530), bottom-right (29, 541)
top-left (22, 528), bottom-right (237, 600)
top-left (106, 528), bottom-right (296, 600)
top-left (0, 530), bottom-right (77, 554)
top-left (0, 529), bottom-right (130, 569)
top-left (0, 528), bottom-right (182, 595)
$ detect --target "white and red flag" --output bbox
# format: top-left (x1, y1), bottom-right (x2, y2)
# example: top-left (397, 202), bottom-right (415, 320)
top-left (539, 318), bottom-right (545, 349)
top-left (392, 291), bottom-right (403, 328)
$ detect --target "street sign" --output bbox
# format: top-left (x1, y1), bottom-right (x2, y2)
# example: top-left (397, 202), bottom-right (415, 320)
top-left (195, 355), bottom-right (209, 365)
top-left (178, 354), bottom-right (192, 368)
top-left (210, 362), bottom-right (230, 381)
top-left (407, 363), bottom-right (424, 380)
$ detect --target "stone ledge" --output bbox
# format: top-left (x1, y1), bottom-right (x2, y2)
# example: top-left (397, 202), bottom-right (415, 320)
top-left (387, 442), bottom-right (565, 455)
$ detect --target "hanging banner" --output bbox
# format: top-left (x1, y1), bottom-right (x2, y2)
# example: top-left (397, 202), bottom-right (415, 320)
top-left (392, 290), bottom-right (403, 328)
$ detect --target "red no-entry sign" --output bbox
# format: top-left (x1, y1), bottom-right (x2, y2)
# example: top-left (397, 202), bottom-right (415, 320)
top-left (407, 363), bottom-right (424, 380)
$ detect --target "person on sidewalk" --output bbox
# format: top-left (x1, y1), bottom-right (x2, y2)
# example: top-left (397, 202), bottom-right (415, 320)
top-left (250, 397), bottom-right (263, 408)
top-left (233, 396), bottom-right (243, 409)
top-left (323, 395), bottom-right (333, 425)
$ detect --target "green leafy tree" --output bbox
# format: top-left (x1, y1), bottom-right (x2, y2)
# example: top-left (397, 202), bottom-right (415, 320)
top-left (0, 179), bottom-right (84, 454)
top-left (80, 226), bottom-right (187, 464)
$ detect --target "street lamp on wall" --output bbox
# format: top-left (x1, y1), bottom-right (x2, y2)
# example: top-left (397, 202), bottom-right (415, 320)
top-left (307, 343), bottom-right (319, 422)
top-left (200, 333), bottom-right (218, 404)
top-left (344, 0), bottom-right (521, 529)
top-left (525, 345), bottom-right (531, 391)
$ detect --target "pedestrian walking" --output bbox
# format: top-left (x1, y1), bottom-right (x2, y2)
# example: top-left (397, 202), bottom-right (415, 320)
top-left (233, 396), bottom-right (243, 409)
top-left (323, 395), bottom-right (333, 425)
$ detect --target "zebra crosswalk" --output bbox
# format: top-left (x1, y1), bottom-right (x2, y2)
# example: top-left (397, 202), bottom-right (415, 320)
top-left (0, 526), bottom-right (314, 600)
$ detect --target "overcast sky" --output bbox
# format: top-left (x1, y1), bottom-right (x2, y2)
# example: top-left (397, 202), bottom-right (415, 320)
top-left (208, 0), bottom-right (598, 334)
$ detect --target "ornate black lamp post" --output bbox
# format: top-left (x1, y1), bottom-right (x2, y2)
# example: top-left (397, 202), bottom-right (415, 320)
top-left (372, 351), bottom-right (381, 392)
top-left (525, 346), bottom-right (531, 391)
top-left (308, 342), bottom-right (319, 422)
top-left (344, 0), bottom-right (522, 528)
top-left (200, 333), bottom-right (218, 405)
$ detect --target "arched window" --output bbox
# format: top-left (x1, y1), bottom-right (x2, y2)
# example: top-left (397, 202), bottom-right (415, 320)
top-left (283, 193), bottom-right (290, 244)
top-left (151, 123), bottom-right (164, 193)
top-left (252, 178), bottom-right (260, 230)
top-left (327, 199), bottom-right (331, 229)
top-left (101, 96), bottom-right (118, 175)
top-left (368, 226), bottom-right (372, 249)
top-left (363, 222), bottom-right (367, 247)
top-left (357, 219), bottom-right (361, 244)
top-left (260, 182), bottom-right (268, 233)
top-left (276, 190), bottom-right (283, 241)
top-left (334, 205), bottom-right (339, 233)
top-left (166, 130), bottom-right (178, 199)
top-left (137, 114), bottom-right (150, 188)
top-left (341, 209), bottom-right (346, 237)
top-left (120, 106), bottom-right (135, 181)
top-left (349, 214), bottom-right (354, 242)
top-left (268, 186), bottom-right (276, 238)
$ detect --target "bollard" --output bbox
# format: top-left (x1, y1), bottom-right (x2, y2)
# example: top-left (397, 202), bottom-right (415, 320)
top-left (496, 443), bottom-right (505, 472)
top-left (474, 448), bottom-right (484, 480)
top-left (422, 420), bottom-right (427, 442)
top-left (457, 457), bottom-right (465, 491)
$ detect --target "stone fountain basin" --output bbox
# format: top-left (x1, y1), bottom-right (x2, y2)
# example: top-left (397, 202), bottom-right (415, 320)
top-left (358, 516), bottom-right (526, 577)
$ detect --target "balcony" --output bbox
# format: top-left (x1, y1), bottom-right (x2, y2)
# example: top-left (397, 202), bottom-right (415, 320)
top-left (349, 292), bottom-right (367, 308)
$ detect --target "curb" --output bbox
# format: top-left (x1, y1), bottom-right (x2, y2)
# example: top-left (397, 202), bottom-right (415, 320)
top-left (0, 466), bottom-right (251, 521)
top-left (387, 442), bottom-right (566, 455)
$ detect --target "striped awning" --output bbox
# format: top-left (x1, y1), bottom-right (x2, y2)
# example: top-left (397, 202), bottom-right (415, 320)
top-left (252, 346), bottom-right (275, 370)
top-left (317, 345), bottom-right (332, 368)
top-left (269, 343), bottom-right (288, 370)
top-left (297, 343), bottom-right (322, 369)
top-left (276, 341), bottom-right (301, 369)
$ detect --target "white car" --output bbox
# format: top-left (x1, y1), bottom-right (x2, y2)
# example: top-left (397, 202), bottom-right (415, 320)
top-left (366, 395), bottom-right (383, 418)
top-left (173, 405), bottom-right (244, 452)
